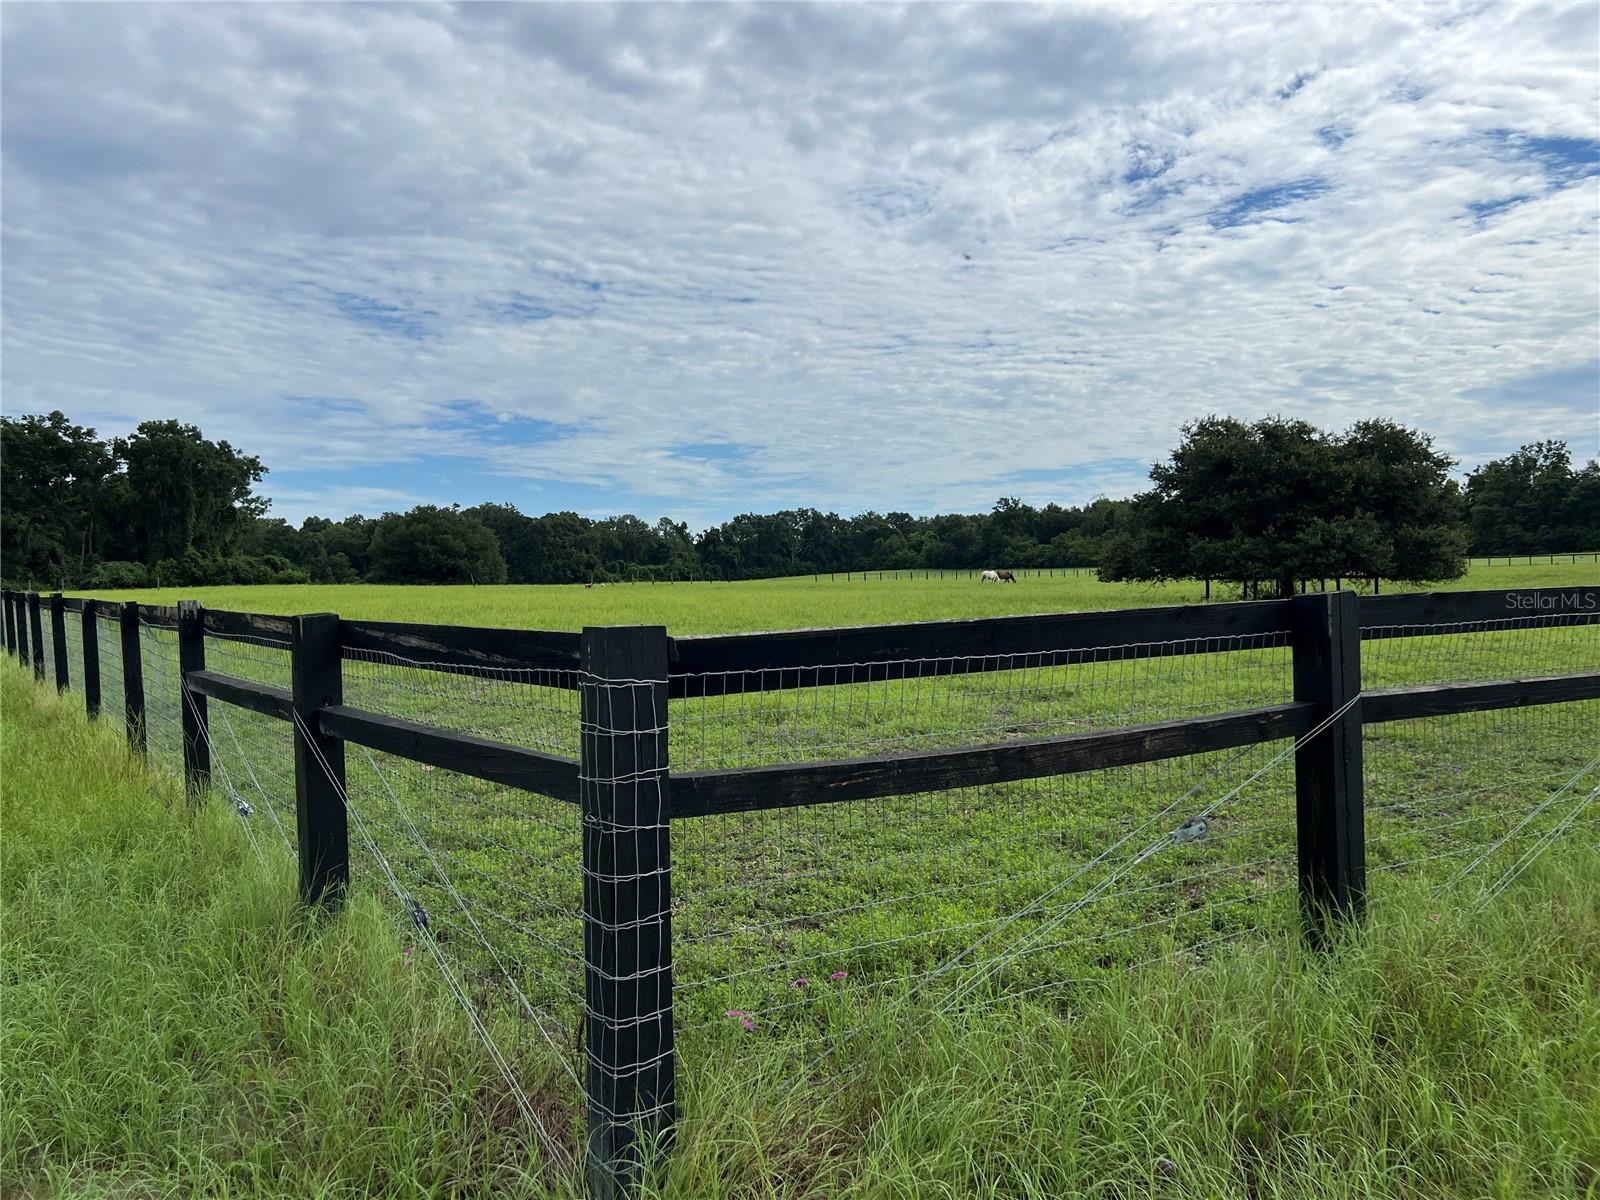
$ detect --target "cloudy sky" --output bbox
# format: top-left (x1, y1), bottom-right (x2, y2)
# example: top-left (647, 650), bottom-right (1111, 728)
top-left (3, 2), bottom-right (1597, 527)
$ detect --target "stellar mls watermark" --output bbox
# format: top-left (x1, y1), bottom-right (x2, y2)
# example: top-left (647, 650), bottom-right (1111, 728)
top-left (1504, 589), bottom-right (1598, 612)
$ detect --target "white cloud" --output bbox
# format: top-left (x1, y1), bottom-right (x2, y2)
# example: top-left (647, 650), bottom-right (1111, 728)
top-left (3, 1), bottom-right (1596, 522)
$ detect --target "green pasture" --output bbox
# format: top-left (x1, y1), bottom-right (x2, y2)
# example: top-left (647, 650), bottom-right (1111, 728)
top-left (48, 566), bottom-right (1600, 1038)
top-left (4, 666), bottom-right (1598, 1199)
top-left (69, 559), bottom-right (1600, 635)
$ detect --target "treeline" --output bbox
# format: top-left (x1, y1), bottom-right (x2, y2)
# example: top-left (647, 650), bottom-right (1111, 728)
top-left (0, 411), bottom-right (1127, 588)
top-left (2, 409), bottom-right (1596, 591)
top-left (219, 495), bottom-right (1132, 585)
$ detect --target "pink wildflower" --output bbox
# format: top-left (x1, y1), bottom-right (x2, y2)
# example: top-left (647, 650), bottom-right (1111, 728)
top-left (829, 971), bottom-right (848, 982)
top-left (791, 977), bottom-right (809, 989)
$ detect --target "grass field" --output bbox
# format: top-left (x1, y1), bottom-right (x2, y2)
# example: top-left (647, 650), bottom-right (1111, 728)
top-left (44, 567), bottom-right (1600, 1033)
top-left (4, 665), bottom-right (1598, 1199)
top-left (68, 560), bottom-right (1599, 635)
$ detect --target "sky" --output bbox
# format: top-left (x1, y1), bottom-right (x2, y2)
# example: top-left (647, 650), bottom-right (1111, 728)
top-left (2, 2), bottom-right (1598, 529)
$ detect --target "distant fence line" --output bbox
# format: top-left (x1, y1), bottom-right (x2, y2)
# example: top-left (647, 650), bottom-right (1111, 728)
top-left (1468, 552), bottom-right (1600, 567)
top-left (5, 584), bottom-right (1598, 1197)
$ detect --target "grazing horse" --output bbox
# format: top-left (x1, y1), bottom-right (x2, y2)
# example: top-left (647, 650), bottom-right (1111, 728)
top-left (995, 569), bottom-right (1017, 583)
top-left (980, 569), bottom-right (1000, 583)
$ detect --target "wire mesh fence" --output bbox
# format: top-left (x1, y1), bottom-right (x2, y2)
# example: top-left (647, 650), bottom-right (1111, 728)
top-left (1362, 611), bottom-right (1599, 687)
top-left (1361, 610), bottom-right (1600, 888)
top-left (138, 621), bottom-right (183, 778)
top-left (670, 633), bottom-right (1294, 768)
top-left (341, 648), bottom-right (579, 756)
top-left (95, 611), bottom-right (124, 706)
top-left (11, 585), bottom-right (1599, 1194)
top-left (668, 634), bottom-right (1301, 1027)
top-left (335, 646), bottom-right (590, 1164)
top-left (62, 610), bottom-right (82, 692)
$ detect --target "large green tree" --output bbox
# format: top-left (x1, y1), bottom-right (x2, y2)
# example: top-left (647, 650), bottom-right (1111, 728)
top-left (0, 411), bottom-right (116, 586)
top-left (367, 505), bottom-right (507, 584)
top-left (1100, 416), bottom-right (1466, 596)
top-left (1465, 441), bottom-right (1600, 555)
top-left (111, 420), bottom-right (267, 565)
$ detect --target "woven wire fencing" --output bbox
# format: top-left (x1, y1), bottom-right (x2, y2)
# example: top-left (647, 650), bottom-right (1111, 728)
top-left (20, 588), bottom-right (1600, 1187)
top-left (94, 610), bottom-right (124, 712)
top-left (669, 634), bottom-right (1303, 1027)
top-left (204, 631), bottom-right (299, 860)
top-left (1362, 613), bottom-right (1600, 886)
top-left (336, 647), bottom-right (588, 1153)
top-left (138, 620), bottom-right (183, 777)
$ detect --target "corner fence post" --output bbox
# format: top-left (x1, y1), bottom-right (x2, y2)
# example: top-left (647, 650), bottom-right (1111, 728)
top-left (121, 602), bottom-right (146, 756)
top-left (580, 625), bottom-right (675, 1198)
top-left (1290, 589), bottom-right (1365, 943)
top-left (178, 601), bottom-right (210, 798)
top-left (82, 600), bottom-right (102, 719)
top-left (29, 593), bottom-right (46, 681)
top-left (50, 593), bottom-right (69, 691)
top-left (291, 613), bottom-right (348, 908)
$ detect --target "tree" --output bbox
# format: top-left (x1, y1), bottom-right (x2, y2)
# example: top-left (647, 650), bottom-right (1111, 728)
top-left (1337, 420), bottom-right (1464, 581)
top-left (367, 506), bottom-right (507, 584)
top-left (464, 503), bottom-right (541, 582)
top-left (1465, 442), bottom-right (1600, 555)
top-left (111, 420), bottom-right (267, 565)
top-left (1101, 416), bottom-right (1467, 595)
top-left (0, 411), bottom-right (116, 586)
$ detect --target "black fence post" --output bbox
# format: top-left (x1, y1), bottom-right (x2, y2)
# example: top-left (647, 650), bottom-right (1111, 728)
top-left (82, 600), bottom-right (102, 719)
top-left (29, 593), bottom-right (46, 681)
top-left (50, 593), bottom-right (70, 692)
top-left (291, 613), bottom-right (348, 908)
top-left (121, 602), bottom-right (146, 757)
top-left (3, 591), bottom-right (16, 658)
top-left (13, 593), bottom-right (27, 663)
top-left (580, 625), bottom-right (675, 1198)
top-left (1290, 589), bottom-right (1365, 943)
top-left (178, 600), bottom-right (210, 797)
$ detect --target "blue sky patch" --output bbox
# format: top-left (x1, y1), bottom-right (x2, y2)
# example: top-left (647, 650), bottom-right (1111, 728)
top-left (1208, 177), bottom-right (1331, 229)
top-left (1485, 130), bottom-right (1600, 185)
top-left (673, 441), bottom-right (751, 462)
top-left (1460, 360), bottom-right (1600, 412)
top-left (327, 290), bottom-right (434, 339)
top-left (1467, 194), bottom-right (1531, 221)
top-left (1001, 458), bottom-right (1149, 485)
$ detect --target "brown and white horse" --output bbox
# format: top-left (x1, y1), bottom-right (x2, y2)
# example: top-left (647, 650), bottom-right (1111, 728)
top-left (981, 569), bottom-right (1018, 583)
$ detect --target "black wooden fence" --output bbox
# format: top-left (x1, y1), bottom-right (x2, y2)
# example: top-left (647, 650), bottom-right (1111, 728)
top-left (5, 584), bottom-right (1599, 1196)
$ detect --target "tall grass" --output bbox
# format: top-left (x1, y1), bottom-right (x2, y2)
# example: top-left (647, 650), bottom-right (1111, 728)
top-left (3, 663), bottom-right (1597, 1198)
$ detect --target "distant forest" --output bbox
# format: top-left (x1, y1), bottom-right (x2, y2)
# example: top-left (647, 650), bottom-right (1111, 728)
top-left (2, 409), bottom-right (1597, 591)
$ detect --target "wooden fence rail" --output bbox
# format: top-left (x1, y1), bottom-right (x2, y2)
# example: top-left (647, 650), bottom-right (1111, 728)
top-left (5, 583), bottom-right (1598, 1198)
